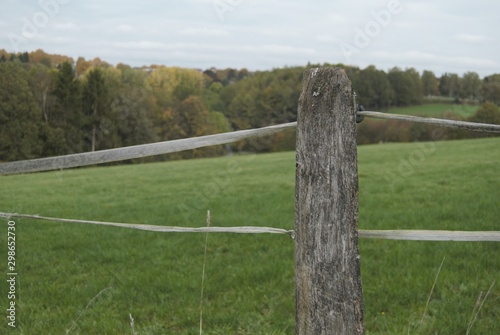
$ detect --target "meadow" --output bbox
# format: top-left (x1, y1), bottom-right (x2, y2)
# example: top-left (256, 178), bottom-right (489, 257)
top-left (1, 136), bottom-right (499, 334)
top-left (385, 103), bottom-right (479, 118)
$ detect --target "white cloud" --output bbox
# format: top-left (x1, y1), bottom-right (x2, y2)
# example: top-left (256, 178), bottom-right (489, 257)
top-left (315, 34), bottom-right (337, 43)
top-left (179, 27), bottom-right (229, 36)
top-left (110, 41), bottom-right (316, 58)
top-left (371, 50), bottom-right (488, 64)
top-left (114, 24), bottom-right (134, 32)
top-left (184, 0), bottom-right (214, 4)
top-left (455, 33), bottom-right (494, 43)
top-left (0, 0), bottom-right (498, 76)
top-left (112, 41), bottom-right (167, 50)
top-left (52, 36), bottom-right (77, 44)
top-left (255, 44), bottom-right (317, 57)
top-left (365, 50), bottom-right (497, 76)
top-left (53, 22), bottom-right (79, 31)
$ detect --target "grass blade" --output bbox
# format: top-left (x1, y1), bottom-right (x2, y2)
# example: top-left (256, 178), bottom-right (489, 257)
top-left (417, 257), bottom-right (445, 332)
top-left (199, 210), bottom-right (211, 335)
top-left (466, 281), bottom-right (495, 335)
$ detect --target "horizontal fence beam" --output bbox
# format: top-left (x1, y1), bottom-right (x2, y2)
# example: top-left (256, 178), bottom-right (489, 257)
top-left (0, 212), bottom-right (294, 236)
top-left (1, 111), bottom-right (498, 176)
top-left (2, 212), bottom-right (499, 242)
top-left (359, 229), bottom-right (500, 242)
top-left (0, 122), bottom-right (297, 175)
top-left (358, 111), bottom-right (500, 133)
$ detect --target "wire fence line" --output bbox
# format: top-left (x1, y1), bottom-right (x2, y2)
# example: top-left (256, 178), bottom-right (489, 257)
top-left (358, 111), bottom-right (500, 133)
top-left (2, 212), bottom-right (499, 242)
top-left (0, 122), bottom-right (297, 175)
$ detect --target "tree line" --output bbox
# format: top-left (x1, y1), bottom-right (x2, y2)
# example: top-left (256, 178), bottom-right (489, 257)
top-left (1, 49), bottom-right (499, 163)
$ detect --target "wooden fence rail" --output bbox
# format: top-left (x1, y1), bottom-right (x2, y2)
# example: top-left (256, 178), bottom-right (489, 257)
top-left (2, 212), bottom-right (499, 242)
top-left (1, 106), bottom-right (499, 176)
top-left (0, 122), bottom-right (296, 175)
top-left (358, 110), bottom-right (500, 133)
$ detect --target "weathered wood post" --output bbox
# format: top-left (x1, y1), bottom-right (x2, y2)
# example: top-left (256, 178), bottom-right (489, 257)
top-left (295, 67), bottom-right (365, 334)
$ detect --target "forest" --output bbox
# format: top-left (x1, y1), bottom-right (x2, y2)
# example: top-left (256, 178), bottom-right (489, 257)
top-left (1, 49), bottom-right (499, 163)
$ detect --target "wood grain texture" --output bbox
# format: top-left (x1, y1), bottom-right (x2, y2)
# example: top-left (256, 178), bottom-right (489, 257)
top-left (295, 67), bottom-right (365, 334)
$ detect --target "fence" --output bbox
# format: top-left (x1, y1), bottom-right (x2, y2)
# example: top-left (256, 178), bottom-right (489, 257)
top-left (1, 67), bottom-right (499, 334)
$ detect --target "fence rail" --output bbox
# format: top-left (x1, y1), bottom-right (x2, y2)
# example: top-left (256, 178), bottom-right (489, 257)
top-left (360, 229), bottom-right (500, 241)
top-left (4, 212), bottom-right (498, 241)
top-left (0, 122), bottom-right (296, 175)
top-left (358, 111), bottom-right (500, 133)
top-left (1, 109), bottom-right (499, 176)
top-left (0, 212), bottom-right (293, 236)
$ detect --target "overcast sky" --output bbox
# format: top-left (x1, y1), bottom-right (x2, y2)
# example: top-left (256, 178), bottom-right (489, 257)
top-left (1, 0), bottom-right (498, 77)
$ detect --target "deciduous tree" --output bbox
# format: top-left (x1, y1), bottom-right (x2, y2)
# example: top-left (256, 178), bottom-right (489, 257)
top-left (481, 74), bottom-right (500, 105)
top-left (460, 71), bottom-right (482, 100)
top-left (422, 70), bottom-right (439, 96)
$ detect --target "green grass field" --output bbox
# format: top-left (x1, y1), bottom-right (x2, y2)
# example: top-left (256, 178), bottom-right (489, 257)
top-left (1, 137), bottom-right (499, 334)
top-left (385, 103), bottom-right (479, 118)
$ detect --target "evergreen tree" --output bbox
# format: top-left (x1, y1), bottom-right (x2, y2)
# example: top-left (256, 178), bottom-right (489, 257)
top-left (0, 62), bottom-right (42, 161)
top-left (52, 61), bottom-right (84, 154)
top-left (19, 52), bottom-right (30, 63)
top-left (82, 67), bottom-right (108, 151)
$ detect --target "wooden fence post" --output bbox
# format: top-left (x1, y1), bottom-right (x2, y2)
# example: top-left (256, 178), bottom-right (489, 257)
top-left (295, 67), bottom-right (365, 334)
